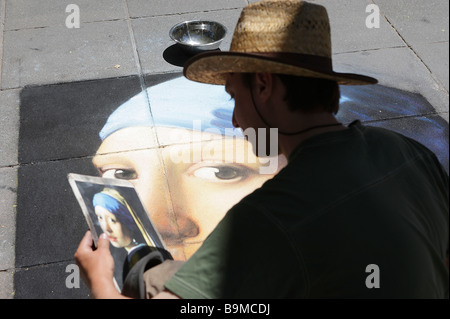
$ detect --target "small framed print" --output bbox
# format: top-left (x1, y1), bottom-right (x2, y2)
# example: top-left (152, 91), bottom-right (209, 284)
top-left (68, 173), bottom-right (171, 291)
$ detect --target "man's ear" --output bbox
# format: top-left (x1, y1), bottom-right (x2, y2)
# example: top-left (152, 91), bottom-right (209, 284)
top-left (253, 73), bottom-right (274, 102)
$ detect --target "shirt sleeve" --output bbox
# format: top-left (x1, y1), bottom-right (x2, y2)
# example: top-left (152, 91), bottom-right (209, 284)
top-left (164, 199), bottom-right (308, 299)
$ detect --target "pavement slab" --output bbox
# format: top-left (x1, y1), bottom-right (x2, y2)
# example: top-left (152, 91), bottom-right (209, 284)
top-left (374, 0), bottom-right (449, 45)
top-left (14, 158), bottom-right (98, 268)
top-left (333, 47), bottom-right (449, 113)
top-left (13, 261), bottom-right (90, 299)
top-left (1, 20), bottom-right (138, 89)
top-left (313, 0), bottom-right (406, 53)
top-left (0, 166), bottom-right (17, 299)
top-left (126, 0), bottom-right (247, 18)
top-left (17, 75), bottom-right (142, 163)
top-left (0, 89), bottom-right (20, 167)
top-left (412, 42), bottom-right (449, 92)
top-left (0, 167), bottom-right (16, 270)
top-left (4, 0), bottom-right (126, 30)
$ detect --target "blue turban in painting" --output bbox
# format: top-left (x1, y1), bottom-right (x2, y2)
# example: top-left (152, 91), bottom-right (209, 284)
top-left (99, 75), bottom-right (241, 141)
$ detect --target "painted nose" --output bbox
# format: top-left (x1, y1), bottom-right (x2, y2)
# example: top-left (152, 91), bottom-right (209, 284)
top-left (98, 217), bottom-right (111, 234)
top-left (104, 220), bottom-right (113, 233)
top-left (152, 201), bottom-right (199, 242)
top-left (175, 214), bottom-right (199, 239)
top-left (147, 190), bottom-right (199, 261)
top-left (139, 176), bottom-right (199, 244)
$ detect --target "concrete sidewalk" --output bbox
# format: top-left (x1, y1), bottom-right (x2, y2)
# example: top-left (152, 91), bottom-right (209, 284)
top-left (0, 0), bottom-right (448, 299)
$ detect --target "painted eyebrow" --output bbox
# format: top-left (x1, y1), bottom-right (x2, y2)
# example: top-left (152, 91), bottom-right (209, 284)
top-left (92, 153), bottom-right (134, 170)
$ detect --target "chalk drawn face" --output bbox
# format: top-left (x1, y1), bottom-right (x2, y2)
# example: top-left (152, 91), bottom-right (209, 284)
top-left (93, 125), bottom-right (287, 260)
top-left (94, 205), bottom-right (133, 249)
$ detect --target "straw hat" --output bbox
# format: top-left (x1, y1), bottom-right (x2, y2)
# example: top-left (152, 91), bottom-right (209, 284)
top-left (183, 0), bottom-right (377, 86)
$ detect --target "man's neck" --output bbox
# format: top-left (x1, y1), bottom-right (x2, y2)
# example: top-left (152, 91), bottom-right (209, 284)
top-left (277, 113), bottom-right (346, 158)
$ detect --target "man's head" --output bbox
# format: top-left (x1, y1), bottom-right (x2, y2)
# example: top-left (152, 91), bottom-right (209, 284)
top-left (225, 71), bottom-right (341, 157)
top-left (183, 0), bottom-right (377, 86)
top-left (183, 0), bottom-right (377, 158)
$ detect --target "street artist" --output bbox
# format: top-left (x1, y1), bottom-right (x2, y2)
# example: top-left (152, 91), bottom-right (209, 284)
top-left (75, 0), bottom-right (449, 299)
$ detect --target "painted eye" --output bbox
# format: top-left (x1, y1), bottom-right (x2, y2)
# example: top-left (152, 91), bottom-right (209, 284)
top-left (108, 217), bottom-right (118, 224)
top-left (102, 169), bottom-right (137, 180)
top-left (192, 165), bottom-right (245, 182)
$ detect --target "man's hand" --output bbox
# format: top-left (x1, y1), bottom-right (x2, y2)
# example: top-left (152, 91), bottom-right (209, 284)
top-left (75, 231), bottom-right (126, 299)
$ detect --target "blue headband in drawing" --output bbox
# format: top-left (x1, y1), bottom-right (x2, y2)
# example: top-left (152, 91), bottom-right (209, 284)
top-left (92, 191), bottom-right (138, 234)
top-left (99, 76), bottom-right (240, 140)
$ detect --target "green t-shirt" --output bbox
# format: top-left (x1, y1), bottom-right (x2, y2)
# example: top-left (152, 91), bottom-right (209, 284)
top-left (165, 121), bottom-right (449, 298)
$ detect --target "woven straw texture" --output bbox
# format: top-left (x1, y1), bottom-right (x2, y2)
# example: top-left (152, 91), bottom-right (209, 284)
top-left (230, 0), bottom-right (331, 57)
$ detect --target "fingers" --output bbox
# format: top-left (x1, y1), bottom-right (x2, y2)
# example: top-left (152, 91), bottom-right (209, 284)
top-left (77, 231), bottom-right (110, 251)
top-left (76, 230), bottom-right (93, 253)
top-left (97, 233), bottom-right (110, 250)
top-left (74, 231), bottom-right (110, 269)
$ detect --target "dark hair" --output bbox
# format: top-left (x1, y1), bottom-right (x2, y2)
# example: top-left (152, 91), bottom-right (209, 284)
top-left (242, 73), bottom-right (340, 114)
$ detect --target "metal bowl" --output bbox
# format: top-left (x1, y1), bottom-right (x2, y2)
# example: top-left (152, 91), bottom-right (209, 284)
top-left (169, 20), bottom-right (227, 55)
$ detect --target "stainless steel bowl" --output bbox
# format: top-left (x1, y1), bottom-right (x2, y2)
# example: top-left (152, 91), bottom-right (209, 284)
top-left (169, 20), bottom-right (227, 55)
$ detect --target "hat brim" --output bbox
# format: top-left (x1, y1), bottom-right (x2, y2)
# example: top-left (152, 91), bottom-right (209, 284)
top-left (184, 51), bottom-right (378, 86)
